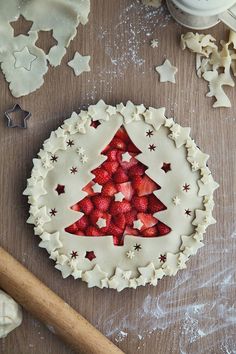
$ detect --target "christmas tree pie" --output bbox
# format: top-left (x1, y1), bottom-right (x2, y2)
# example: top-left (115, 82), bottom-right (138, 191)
top-left (24, 101), bottom-right (218, 291)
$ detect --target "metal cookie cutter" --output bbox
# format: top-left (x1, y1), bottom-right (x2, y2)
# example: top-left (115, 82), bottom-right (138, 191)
top-left (4, 103), bottom-right (31, 128)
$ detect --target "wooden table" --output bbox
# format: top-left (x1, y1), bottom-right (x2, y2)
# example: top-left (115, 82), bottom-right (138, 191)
top-left (0, 1), bottom-right (235, 353)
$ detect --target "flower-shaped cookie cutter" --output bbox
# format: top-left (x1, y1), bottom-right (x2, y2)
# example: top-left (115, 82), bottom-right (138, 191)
top-left (4, 103), bottom-right (31, 128)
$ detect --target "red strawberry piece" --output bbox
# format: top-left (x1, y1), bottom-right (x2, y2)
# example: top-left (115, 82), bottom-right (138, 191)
top-left (128, 163), bottom-right (146, 177)
top-left (71, 203), bottom-right (80, 212)
top-left (89, 210), bottom-right (111, 232)
top-left (113, 234), bottom-right (123, 246)
top-left (115, 128), bottom-right (130, 143)
top-left (103, 161), bottom-right (119, 175)
top-left (86, 226), bottom-right (103, 236)
top-left (132, 175), bottom-right (143, 191)
top-left (113, 167), bottom-right (129, 183)
top-left (117, 182), bottom-right (134, 201)
top-left (77, 197), bottom-right (94, 215)
top-left (157, 222), bottom-right (171, 236)
top-left (110, 200), bottom-right (132, 216)
top-left (106, 149), bottom-right (118, 161)
top-left (93, 168), bottom-right (111, 185)
top-left (137, 212), bottom-right (158, 230)
top-left (65, 223), bottom-right (78, 234)
top-left (135, 175), bottom-right (160, 196)
top-left (113, 213), bottom-right (126, 230)
top-left (92, 195), bottom-right (111, 211)
top-left (74, 230), bottom-right (85, 236)
top-left (142, 226), bottom-right (158, 237)
top-left (127, 142), bottom-right (140, 153)
top-left (124, 226), bottom-right (139, 236)
top-left (102, 181), bottom-right (117, 197)
top-left (107, 222), bottom-right (123, 236)
top-left (116, 151), bottom-right (138, 170)
top-left (82, 181), bottom-right (95, 196)
top-left (76, 215), bottom-right (89, 230)
top-left (110, 137), bottom-right (126, 151)
top-left (148, 194), bottom-right (166, 213)
top-left (132, 196), bottom-right (148, 212)
top-left (124, 210), bottom-right (137, 226)
top-left (102, 144), bottom-right (110, 154)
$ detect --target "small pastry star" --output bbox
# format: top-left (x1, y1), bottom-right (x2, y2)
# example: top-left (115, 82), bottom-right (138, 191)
top-left (96, 217), bottom-right (106, 229)
top-left (85, 251), bottom-right (96, 261)
top-left (146, 129), bottom-right (154, 138)
top-left (67, 139), bottom-right (74, 147)
top-left (14, 47), bottom-right (36, 71)
top-left (171, 131), bottom-right (180, 139)
top-left (50, 154), bottom-right (58, 163)
top-left (172, 196), bottom-right (181, 205)
top-left (55, 184), bottom-right (65, 195)
top-left (192, 161), bottom-right (200, 171)
top-left (106, 106), bottom-right (117, 116)
top-left (133, 219), bottom-right (143, 230)
top-left (155, 59), bottom-right (178, 83)
top-left (185, 209), bottom-right (192, 216)
top-left (148, 144), bottom-right (156, 151)
top-left (183, 183), bottom-right (190, 192)
top-left (122, 152), bottom-right (132, 162)
top-left (114, 192), bottom-right (124, 202)
top-left (68, 52), bottom-right (91, 76)
top-left (150, 39), bottom-right (159, 48)
top-left (159, 254), bottom-right (166, 262)
top-left (80, 154), bottom-right (88, 164)
top-left (134, 243), bottom-right (142, 251)
top-left (49, 208), bottom-right (57, 216)
top-left (161, 162), bottom-right (171, 173)
top-left (70, 251), bottom-right (78, 259)
top-left (92, 183), bottom-right (102, 193)
top-left (126, 250), bottom-right (135, 259)
top-left (76, 146), bottom-right (85, 155)
top-left (70, 166), bottom-right (78, 174)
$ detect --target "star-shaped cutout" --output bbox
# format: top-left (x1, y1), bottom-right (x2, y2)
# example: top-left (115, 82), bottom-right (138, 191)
top-left (90, 120), bottom-right (101, 129)
top-left (148, 144), bottom-right (156, 151)
top-left (96, 217), bottom-right (106, 229)
top-left (126, 250), bottom-right (135, 259)
top-left (161, 162), bottom-right (171, 173)
top-left (68, 52), bottom-right (91, 76)
top-left (159, 254), bottom-right (166, 262)
top-left (67, 139), bottom-right (74, 147)
top-left (121, 152), bottom-right (132, 162)
top-left (133, 219), bottom-right (143, 230)
top-left (183, 183), bottom-right (190, 192)
top-left (192, 161), bottom-right (200, 171)
top-left (155, 59), bottom-right (178, 83)
top-left (134, 243), bottom-right (142, 251)
top-left (92, 183), bottom-right (102, 193)
top-left (49, 208), bottom-right (57, 217)
top-left (185, 209), bottom-right (192, 216)
top-left (76, 146), bottom-right (85, 155)
top-left (80, 154), bottom-right (88, 164)
top-left (70, 166), bottom-right (78, 174)
top-left (114, 192), bottom-right (124, 202)
top-left (85, 251), bottom-right (96, 261)
top-left (10, 15), bottom-right (33, 37)
top-left (55, 184), bottom-right (65, 195)
top-left (50, 155), bottom-right (58, 164)
top-left (70, 251), bottom-right (78, 259)
top-left (146, 129), bottom-right (154, 137)
top-left (4, 103), bottom-right (31, 128)
top-left (150, 39), bottom-right (159, 48)
top-left (14, 47), bottom-right (37, 71)
top-left (172, 196), bottom-right (181, 206)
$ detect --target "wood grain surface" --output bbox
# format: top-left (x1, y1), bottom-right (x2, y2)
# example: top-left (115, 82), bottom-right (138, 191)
top-left (0, 1), bottom-right (235, 353)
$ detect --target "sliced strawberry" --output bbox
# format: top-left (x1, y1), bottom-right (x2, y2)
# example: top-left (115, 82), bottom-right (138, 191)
top-left (142, 226), bottom-right (158, 237)
top-left (76, 215), bottom-right (89, 230)
top-left (135, 175), bottom-right (160, 196)
top-left (102, 144), bottom-right (110, 154)
top-left (127, 142), bottom-right (140, 153)
top-left (148, 194), bottom-right (166, 213)
top-left (128, 163), bottom-right (146, 177)
top-left (107, 222), bottom-right (123, 236)
top-left (113, 213), bottom-right (126, 230)
top-left (75, 230), bottom-right (85, 236)
top-left (103, 161), bottom-right (119, 175)
top-left (124, 210), bottom-right (138, 226)
top-left (113, 167), bottom-right (129, 183)
top-left (157, 222), bottom-right (171, 236)
top-left (112, 234), bottom-right (123, 246)
top-left (86, 226), bottom-right (103, 236)
top-left (65, 223), bottom-right (78, 234)
top-left (71, 203), bottom-right (80, 212)
top-left (117, 182), bottom-right (134, 201)
top-left (82, 181), bottom-right (95, 196)
top-left (77, 197), bottom-right (94, 214)
top-left (106, 149), bottom-right (118, 161)
top-left (132, 196), bottom-right (148, 212)
top-left (132, 175), bottom-right (143, 191)
top-left (92, 195), bottom-right (111, 211)
top-left (110, 200), bottom-right (132, 215)
top-left (116, 151), bottom-right (138, 170)
top-left (102, 181), bottom-right (117, 197)
top-left (110, 137), bottom-right (126, 151)
top-left (137, 212), bottom-right (158, 230)
top-left (92, 168), bottom-right (111, 185)
top-left (124, 226), bottom-right (139, 236)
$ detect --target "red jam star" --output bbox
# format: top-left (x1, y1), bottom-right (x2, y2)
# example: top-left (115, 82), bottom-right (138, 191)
top-left (70, 166), bottom-right (78, 174)
top-left (71, 251), bottom-right (78, 259)
top-left (148, 144), bottom-right (156, 151)
top-left (146, 130), bottom-right (154, 138)
top-left (49, 208), bottom-right (57, 216)
top-left (161, 162), bottom-right (171, 173)
top-left (90, 120), bottom-right (101, 129)
top-left (183, 183), bottom-right (190, 192)
top-left (50, 154), bottom-right (58, 163)
top-left (85, 251), bottom-right (96, 261)
top-left (159, 254), bottom-right (166, 262)
top-left (185, 209), bottom-right (191, 216)
top-left (67, 139), bottom-right (74, 147)
top-left (55, 184), bottom-right (65, 195)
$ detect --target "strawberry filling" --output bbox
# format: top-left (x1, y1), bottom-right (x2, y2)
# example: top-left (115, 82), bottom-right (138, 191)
top-left (65, 127), bottom-right (171, 245)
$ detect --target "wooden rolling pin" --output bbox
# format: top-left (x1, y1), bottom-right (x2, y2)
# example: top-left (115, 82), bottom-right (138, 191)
top-left (0, 247), bottom-right (124, 354)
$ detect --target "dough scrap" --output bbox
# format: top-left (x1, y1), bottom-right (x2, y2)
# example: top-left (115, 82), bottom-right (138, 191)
top-left (0, 290), bottom-right (22, 338)
top-left (181, 30), bottom-right (236, 108)
top-left (155, 59), bottom-right (178, 83)
top-left (142, 0), bottom-right (162, 8)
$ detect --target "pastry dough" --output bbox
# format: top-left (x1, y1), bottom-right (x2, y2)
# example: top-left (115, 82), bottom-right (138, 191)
top-left (24, 101), bottom-right (218, 291)
top-left (0, 290), bottom-right (22, 338)
top-left (155, 59), bottom-right (178, 83)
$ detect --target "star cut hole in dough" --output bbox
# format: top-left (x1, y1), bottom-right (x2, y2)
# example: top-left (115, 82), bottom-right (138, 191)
top-left (155, 59), bottom-right (178, 83)
top-left (23, 101), bottom-right (218, 291)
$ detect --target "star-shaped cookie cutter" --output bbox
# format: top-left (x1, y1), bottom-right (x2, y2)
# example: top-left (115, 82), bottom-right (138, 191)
top-left (4, 103), bottom-right (31, 128)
